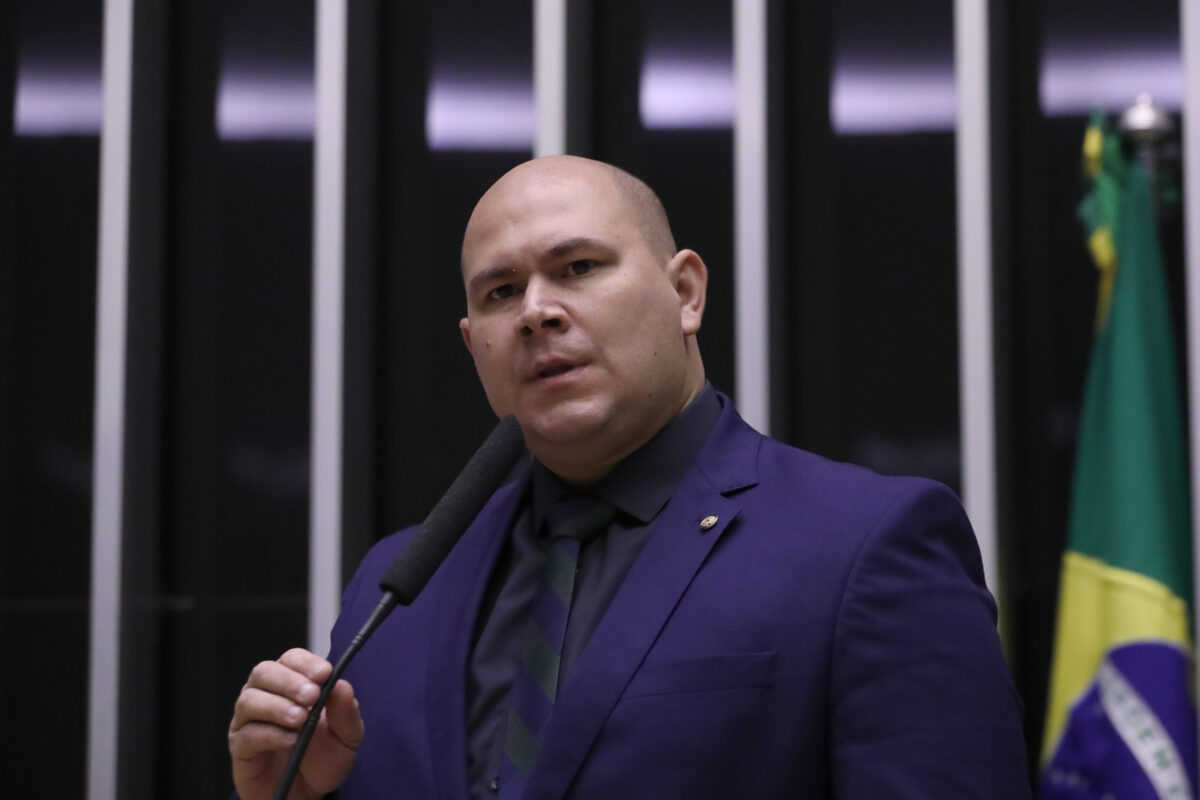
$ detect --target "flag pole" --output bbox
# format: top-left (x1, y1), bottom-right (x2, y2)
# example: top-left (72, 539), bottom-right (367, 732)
top-left (1180, 0), bottom-right (1200, 779)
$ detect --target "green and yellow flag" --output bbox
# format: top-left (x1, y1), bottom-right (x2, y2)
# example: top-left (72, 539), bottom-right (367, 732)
top-left (1041, 110), bottom-right (1195, 798)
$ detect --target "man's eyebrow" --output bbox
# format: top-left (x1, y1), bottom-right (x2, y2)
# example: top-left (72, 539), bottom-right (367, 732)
top-left (466, 265), bottom-right (516, 294)
top-left (466, 238), bottom-right (613, 293)
top-left (546, 236), bottom-right (610, 259)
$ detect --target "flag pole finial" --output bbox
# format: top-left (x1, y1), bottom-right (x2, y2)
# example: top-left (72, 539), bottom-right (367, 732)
top-left (1118, 93), bottom-right (1174, 145)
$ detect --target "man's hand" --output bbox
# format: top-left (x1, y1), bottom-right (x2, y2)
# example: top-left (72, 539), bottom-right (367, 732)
top-left (229, 648), bottom-right (364, 800)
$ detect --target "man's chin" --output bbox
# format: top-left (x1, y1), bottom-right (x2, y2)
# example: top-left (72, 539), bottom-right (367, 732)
top-left (517, 401), bottom-right (612, 449)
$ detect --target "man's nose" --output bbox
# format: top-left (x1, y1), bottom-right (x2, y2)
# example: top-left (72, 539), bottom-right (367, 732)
top-left (517, 278), bottom-right (565, 335)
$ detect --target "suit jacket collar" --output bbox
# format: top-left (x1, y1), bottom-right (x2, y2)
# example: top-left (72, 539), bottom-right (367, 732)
top-left (423, 393), bottom-right (762, 800)
top-left (526, 393), bottom-right (761, 798)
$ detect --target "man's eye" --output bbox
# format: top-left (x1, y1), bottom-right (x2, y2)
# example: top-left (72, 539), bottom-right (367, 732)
top-left (487, 284), bottom-right (515, 301)
top-left (567, 260), bottom-right (596, 276)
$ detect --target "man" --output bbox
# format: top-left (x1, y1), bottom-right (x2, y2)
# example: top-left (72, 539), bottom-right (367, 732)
top-left (229, 155), bottom-right (1029, 799)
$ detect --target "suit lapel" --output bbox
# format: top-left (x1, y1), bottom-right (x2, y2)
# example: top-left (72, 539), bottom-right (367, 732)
top-left (525, 402), bottom-right (761, 799)
top-left (425, 470), bottom-right (529, 800)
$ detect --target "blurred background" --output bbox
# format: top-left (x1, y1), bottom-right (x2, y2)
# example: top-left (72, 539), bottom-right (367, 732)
top-left (0, 0), bottom-right (1193, 796)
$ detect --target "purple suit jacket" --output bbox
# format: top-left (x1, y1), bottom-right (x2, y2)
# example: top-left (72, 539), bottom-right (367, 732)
top-left (328, 397), bottom-right (1030, 798)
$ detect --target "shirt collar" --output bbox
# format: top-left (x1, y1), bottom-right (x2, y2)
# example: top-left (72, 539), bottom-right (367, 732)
top-left (530, 382), bottom-right (721, 529)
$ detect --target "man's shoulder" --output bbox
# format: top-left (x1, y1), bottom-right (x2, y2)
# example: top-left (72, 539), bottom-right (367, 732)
top-left (705, 399), bottom-right (959, 517)
top-left (758, 433), bottom-right (953, 501)
top-left (737, 436), bottom-right (964, 554)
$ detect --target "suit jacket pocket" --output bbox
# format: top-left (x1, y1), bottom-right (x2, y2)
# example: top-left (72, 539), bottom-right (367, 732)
top-left (621, 651), bottom-right (777, 699)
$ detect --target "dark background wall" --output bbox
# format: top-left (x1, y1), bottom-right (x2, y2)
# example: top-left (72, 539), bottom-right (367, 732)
top-left (0, 0), bottom-right (1188, 796)
top-left (2, 1), bottom-right (101, 797)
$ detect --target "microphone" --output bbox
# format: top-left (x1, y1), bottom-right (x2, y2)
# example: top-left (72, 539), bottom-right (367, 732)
top-left (380, 414), bottom-right (526, 602)
top-left (271, 415), bottom-right (526, 800)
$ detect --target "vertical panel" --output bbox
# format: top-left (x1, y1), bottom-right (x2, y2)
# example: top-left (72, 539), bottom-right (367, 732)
top-left (775, 0), bottom-right (835, 450)
top-left (782, 0), bottom-right (961, 493)
top-left (373, 0), bottom-right (532, 540)
top-left (734, 0), bottom-right (770, 433)
top-left (113, 1), bottom-right (169, 794)
top-left (1181, 0), bottom-right (1200, 736)
top-left (157, 1), bottom-right (315, 795)
top-left (590, 0), bottom-right (737, 398)
top-left (954, 0), bottom-right (999, 595)
top-left (534, 0), bottom-right (566, 156)
top-left (89, 0), bottom-right (133, 797)
top-left (337, 0), bottom-right (380, 583)
top-left (311, 0), bottom-right (347, 653)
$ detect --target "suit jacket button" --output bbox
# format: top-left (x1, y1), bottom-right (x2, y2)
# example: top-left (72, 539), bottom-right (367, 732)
top-left (700, 514), bottom-right (718, 530)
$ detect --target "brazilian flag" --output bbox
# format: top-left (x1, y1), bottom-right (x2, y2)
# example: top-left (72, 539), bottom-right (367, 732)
top-left (1041, 110), bottom-right (1196, 797)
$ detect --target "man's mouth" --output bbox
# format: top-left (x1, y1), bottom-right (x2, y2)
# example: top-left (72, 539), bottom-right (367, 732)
top-left (539, 364), bottom-right (575, 379)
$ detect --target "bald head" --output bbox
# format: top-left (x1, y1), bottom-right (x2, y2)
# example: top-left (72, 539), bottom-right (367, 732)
top-left (463, 156), bottom-right (677, 269)
top-left (456, 153), bottom-right (708, 482)
top-left (602, 161), bottom-right (677, 261)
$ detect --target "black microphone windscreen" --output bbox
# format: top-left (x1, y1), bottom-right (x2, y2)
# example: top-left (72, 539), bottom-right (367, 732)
top-left (379, 415), bottom-right (525, 604)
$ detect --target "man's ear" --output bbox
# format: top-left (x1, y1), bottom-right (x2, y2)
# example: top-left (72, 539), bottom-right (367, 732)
top-left (459, 317), bottom-right (473, 353)
top-left (666, 249), bottom-right (707, 336)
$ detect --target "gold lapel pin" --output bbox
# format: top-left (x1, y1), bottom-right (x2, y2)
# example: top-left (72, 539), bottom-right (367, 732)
top-left (700, 514), bottom-right (718, 531)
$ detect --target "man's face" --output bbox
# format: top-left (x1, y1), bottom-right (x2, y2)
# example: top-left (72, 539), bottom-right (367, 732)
top-left (459, 160), bottom-right (705, 481)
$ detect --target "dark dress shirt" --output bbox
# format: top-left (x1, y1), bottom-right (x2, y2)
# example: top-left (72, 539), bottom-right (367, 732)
top-left (465, 384), bottom-right (721, 797)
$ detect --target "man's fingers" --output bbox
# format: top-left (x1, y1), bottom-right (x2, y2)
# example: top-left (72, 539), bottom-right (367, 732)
top-left (242, 656), bottom-right (326, 708)
top-left (277, 648), bottom-right (333, 683)
top-left (231, 649), bottom-right (334, 739)
top-left (231, 686), bottom-right (313, 733)
top-left (228, 720), bottom-right (299, 760)
top-left (229, 649), bottom-right (360, 800)
top-left (324, 679), bottom-right (365, 751)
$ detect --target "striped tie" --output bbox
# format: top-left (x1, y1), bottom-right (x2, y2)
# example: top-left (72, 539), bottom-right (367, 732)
top-left (498, 495), bottom-right (616, 798)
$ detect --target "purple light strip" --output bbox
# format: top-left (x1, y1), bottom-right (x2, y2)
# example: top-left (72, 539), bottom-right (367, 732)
top-left (216, 74), bottom-right (315, 141)
top-left (425, 78), bottom-right (535, 151)
top-left (1040, 48), bottom-right (1182, 116)
top-left (14, 70), bottom-right (103, 136)
top-left (831, 65), bottom-right (956, 134)
top-left (639, 55), bottom-right (735, 129)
